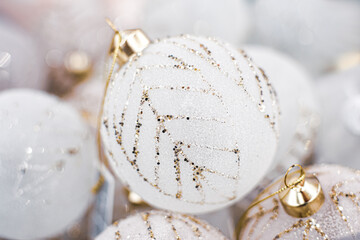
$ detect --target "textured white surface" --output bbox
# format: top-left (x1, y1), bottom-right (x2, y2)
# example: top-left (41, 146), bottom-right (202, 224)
top-left (254, 0), bottom-right (360, 74)
top-left (101, 35), bottom-right (280, 213)
top-left (245, 46), bottom-right (320, 170)
top-left (0, 18), bottom-right (45, 90)
top-left (240, 164), bottom-right (360, 239)
top-left (96, 210), bottom-right (228, 240)
top-left (141, 0), bottom-right (250, 45)
top-left (111, 179), bottom-right (235, 239)
top-left (0, 89), bottom-right (97, 239)
top-left (315, 66), bottom-right (360, 169)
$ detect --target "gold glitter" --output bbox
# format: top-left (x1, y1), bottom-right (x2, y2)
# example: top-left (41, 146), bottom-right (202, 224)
top-left (330, 177), bottom-right (360, 236)
top-left (102, 35), bottom-right (280, 205)
top-left (115, 230), bottom-right (121, 240)
top-left (142, 212), bottom-right (156, 240)
top-left (239, 168), bottom-right (360, 240)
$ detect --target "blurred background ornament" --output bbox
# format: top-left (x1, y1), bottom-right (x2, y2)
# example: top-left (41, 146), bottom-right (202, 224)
top-left (252, 0), bottom-right (360, 75)
top-left (140, 0), bottom-right (251, 45)
top-left (62, 67), bottom-right (106, 130)
top-left (238, 164), bottom-right (360, 240)
top-left (315, 66), bottom-right (360, 169)
top-left (34, 0), bottom-right (110, 96)
top-left (96, 210), bottom-right (228, 240)
top-left (101, 29), bottom-right (280, 214)
top-left (0, 18), bottom-right (46, 91)
top-left (0, 89), bottom-right (97, 239)
top-left (245, 46), bottom-right (320, 172)
top-left (102, 0), bottom-right (146, 30)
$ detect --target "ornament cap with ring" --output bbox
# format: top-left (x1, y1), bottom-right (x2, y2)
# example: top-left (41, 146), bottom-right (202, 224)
top-left (235, 164), bottom-right (325, 240)
top-left (106, 18), bottom-right (151, 66)
top-left (278, 164), bottom-right (325, 218)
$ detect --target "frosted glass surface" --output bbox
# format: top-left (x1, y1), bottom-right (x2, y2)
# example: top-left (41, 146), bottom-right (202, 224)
top-left (101, 35), bottom-right (280, 213)
top-left (96, 210), bottom-right (228, 240)
top-left (240, 164), bottom-right (360, 240)
top-left (0, 89), bottom-right (97, 239)
top-left (245, 46), bottom-right (319, 170)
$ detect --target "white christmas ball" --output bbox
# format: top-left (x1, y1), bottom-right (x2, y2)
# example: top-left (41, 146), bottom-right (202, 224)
top-left (96, 210), bottom-right (228, 240)
top-left (101, 35), bottom-right (280, 213)
top-left (0, 89), bottom-right (97, 239)
top-left (253, 0), bottom-right (360, 74)
top-left (245, 46), bottom-right (320, 170)
top-left (0, 18), bottom-right (45, 90)
top-left (315, 66), bottom-right (360, 169)
top-left (239, 164), bottom-right (360, 239)
top-left (141, 0), bottom-right (251, 44)
top-left (111, 179), bottom-right (234, 238)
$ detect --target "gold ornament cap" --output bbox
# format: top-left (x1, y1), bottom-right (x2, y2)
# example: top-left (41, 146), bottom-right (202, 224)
top-left (278, 165), bottom-right (325, 218)
top-left (108, 27), bottom-right (150, 66)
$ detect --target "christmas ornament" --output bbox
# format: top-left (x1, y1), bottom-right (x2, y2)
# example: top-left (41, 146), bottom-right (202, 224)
top-left (37, 0), bottom-right (110, 95)
top-left (0, 18), bottom-right (45, 90)
top-left (111, 180), bottom-right (234, 238)
top-left (0, 89), bottom-right (97, 239)
top-left (245, 46), bottom-right (320, 170)
top-left (315, 66), bottom-right (360, 169)
top-left (96, 210), bottom-right (228, 240)
top-left (141, 0), bottom-right (250, 44)
top-left (100, 27), bottom-right (280, 213)
top-left (238, 164), bottom-right (360, 240)
top-left (253, 0), bottom-right (360, 74)
top-left (38, 0), bottom-right (107, 60)
top-left (63, 67), bottom-right (105, 129)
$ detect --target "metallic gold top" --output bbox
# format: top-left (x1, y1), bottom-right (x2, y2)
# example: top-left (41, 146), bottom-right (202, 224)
top-left (109, 29), bottom-right (151, 66)
top-left (279, 169), bottom-right (325, 218)
top-left (235, 164), bottom-right (325, 239)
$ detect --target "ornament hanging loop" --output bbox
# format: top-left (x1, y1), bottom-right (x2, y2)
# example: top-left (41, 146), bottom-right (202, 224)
top-left (105, 18), bottom-right (150, 67)
top-left (96, 19), bottom-right (151, 186)
top-left (106, 18), bottom-right (119, 33)
top-left (284, 164), bottom-right (305, 188)
top-left (246, 164), bottom-right (307, 212)
top-left (235, 164), bottom-right (321, 240)
top-left (279, 165), bottom-right (324, 218)
top-left (96, 20), bottom-right (122, 167)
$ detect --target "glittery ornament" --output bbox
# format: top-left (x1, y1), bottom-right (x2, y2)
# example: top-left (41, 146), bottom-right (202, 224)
top-left (0, 18), bottom-right (45, 90)
top-left (101, 34), bottom-right (280, 213)
top-left (111, 180), bottom-right (234, 238)
top-left (96, 210), bottom-right (228, 240)
top-left (316, 66), bottom-right (360, 169)
top-left (0, 89), bottom-right (97, 239)
top-left (245, 46), bottom-right (320, 170)
top-left (238, 164), bottom-right (360, 240)
top-left (253, 0), bottom-right (360, 74)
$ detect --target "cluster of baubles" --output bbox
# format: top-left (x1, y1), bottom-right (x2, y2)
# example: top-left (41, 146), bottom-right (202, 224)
top-left (1, 19), bottom-right (359, 240)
